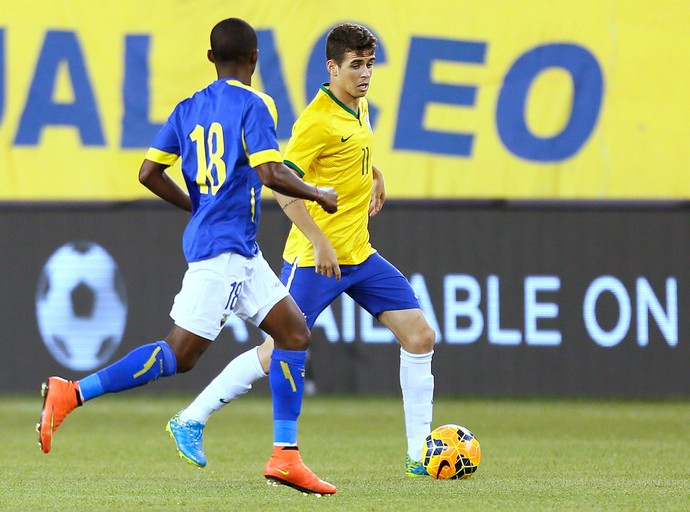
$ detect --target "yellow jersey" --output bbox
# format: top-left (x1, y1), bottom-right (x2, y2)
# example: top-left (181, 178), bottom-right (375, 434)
top-left (282, 84), bottom-right (376, 266)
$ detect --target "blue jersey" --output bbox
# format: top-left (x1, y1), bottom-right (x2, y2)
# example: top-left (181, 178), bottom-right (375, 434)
top-left (145, 78), bottom-right (283, 262)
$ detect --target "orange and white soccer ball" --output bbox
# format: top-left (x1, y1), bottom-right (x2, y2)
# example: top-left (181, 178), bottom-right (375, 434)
top-left (422, 424), bottom-right (481, 479)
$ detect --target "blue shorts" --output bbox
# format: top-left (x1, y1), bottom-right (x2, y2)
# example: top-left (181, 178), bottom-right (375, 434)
top-left (279, 252), bottom-right (420, 329)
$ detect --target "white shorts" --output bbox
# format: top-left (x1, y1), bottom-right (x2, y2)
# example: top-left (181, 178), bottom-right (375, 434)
top-left (170, 251), bottom-right (289, 340)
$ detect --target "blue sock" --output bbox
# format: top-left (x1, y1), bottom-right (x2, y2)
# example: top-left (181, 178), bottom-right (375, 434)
top-left (78, 341), bottom-right (177, 401)
top-left (269, 349), bottom-right (306, 445)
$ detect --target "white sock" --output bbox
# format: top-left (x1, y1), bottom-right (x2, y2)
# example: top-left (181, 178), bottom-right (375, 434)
top-left (180, 346), bottom-right (267, 424)
top-left (400, 348), bottom-right (434, 461)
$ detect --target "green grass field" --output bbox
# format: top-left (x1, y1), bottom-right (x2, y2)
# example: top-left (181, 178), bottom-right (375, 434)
top-left (0, 394), bottom-right (688, 511)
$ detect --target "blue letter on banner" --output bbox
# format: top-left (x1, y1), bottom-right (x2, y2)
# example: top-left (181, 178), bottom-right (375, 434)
top-left (256, 30), bottom-right (297, 140)
top-left (394, 37), bottom-right (486, 157)
top-left (121, 35), bottom-right (163, 148)
top-left (496, 43), bottom-right (604, 162)
top-left (15, 31), bottom-right (105, 145)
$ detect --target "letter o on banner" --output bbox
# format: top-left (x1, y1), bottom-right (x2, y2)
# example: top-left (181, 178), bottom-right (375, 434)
top-left (496, 43), bottom-right (604, 162)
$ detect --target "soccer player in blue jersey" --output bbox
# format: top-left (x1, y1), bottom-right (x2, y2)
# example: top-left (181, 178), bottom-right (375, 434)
top-left (37, 17), bottom-right (338, 495)
top-left (167, 22), bottom-right (436, 478)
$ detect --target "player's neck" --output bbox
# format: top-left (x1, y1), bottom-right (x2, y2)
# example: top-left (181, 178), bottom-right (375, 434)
top-left (328, 83), bottom-right (360, 112)
top-left (215, 64), bottom-right (252, 86)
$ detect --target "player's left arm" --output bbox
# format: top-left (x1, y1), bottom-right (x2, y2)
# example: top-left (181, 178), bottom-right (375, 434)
top-left (369, 164), bottom-right (386, 217)
top-left (139, 159), bottom-right (192, 212)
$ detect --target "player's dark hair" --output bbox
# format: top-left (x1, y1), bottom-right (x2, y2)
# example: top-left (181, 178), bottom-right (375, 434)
top-left (326, 23), bottom-right (377, 64)
top-left (210, 18), bottom-right (257, 63)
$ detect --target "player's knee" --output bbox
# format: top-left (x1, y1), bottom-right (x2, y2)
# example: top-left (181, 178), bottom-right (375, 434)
top-left (280, 324), bottom-right (310, 351)
top-left (267, 328), bottom-right (310, 351)
top-left (169, 344), bottom-right (203, 373)
top-left (291, 326), bottom-right (311, 351)
top-left (404, 324), bottom-right (436, 354)
top-left (165, 328), bottom-right (212, 373)
top-left (419, 325), bottom-right (436, 352)
top-left (173, 354), bottom-right (196, 373)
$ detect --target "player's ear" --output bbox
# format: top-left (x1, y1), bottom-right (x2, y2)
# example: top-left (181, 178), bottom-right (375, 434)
top-left (207, 49), bottom-right (215, 64)
top-left (250, 49), bottom-right (259, 65)
top-left (327, 59), bottom-right (338, 77)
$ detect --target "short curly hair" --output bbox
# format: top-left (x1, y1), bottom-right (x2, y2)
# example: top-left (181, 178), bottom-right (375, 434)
top-left (326, 23), bottom-right (377, 65)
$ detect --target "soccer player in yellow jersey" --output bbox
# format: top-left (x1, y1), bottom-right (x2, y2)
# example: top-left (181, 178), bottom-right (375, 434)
top-left (167, 23), bottom-right (436, 478)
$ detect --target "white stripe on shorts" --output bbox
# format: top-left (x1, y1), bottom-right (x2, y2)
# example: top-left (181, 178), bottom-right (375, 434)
top-left (284, 257), bottom-right (299, 291)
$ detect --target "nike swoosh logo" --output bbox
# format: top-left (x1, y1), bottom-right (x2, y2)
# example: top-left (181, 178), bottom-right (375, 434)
top-left (219, 398), bottom-right (231, 403)
top-left (341, 134), bottom-right (354, 142)
top-left (272, 467), bottom-right (290, 476)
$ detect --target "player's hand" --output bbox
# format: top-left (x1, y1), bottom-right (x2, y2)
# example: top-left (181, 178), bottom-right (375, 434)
top-left (368, 177), bottom-right (385, 217)
top-left (313, 238), bottom-right (341, 281)
top-left (315, 186), bottom-right (338, 213)
top-left (369, 166), bottom-right (386, 217)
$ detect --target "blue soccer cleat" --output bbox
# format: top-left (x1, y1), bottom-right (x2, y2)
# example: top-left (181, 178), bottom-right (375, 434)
top-left (166, 412), bottom-right (207, 468)
top-left (405, 455), bottom-right (429, 477)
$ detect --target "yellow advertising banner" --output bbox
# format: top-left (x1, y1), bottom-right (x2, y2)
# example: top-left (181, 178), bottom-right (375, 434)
top-left (0, 0), bottom-right (688, 200)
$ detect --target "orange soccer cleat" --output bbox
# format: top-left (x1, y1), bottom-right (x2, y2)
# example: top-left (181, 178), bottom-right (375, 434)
top-left (37, 377), bottom-right (82, 453)
top-left (264, 446), bottom-right (337, 495)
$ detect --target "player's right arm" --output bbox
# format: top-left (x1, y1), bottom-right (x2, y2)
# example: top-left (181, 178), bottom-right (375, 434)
top-left (273, 190), bottom-right (341, 280)
top-left (139, 159), bottom-right (193, 212)
top-left (140, 108), bottom-right (192, 212)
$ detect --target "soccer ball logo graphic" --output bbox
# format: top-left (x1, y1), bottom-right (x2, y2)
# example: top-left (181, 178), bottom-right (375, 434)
top-left (422, 424), bottom-right (481, 479)
top-left (36, 242), bottom-right (128, 371)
